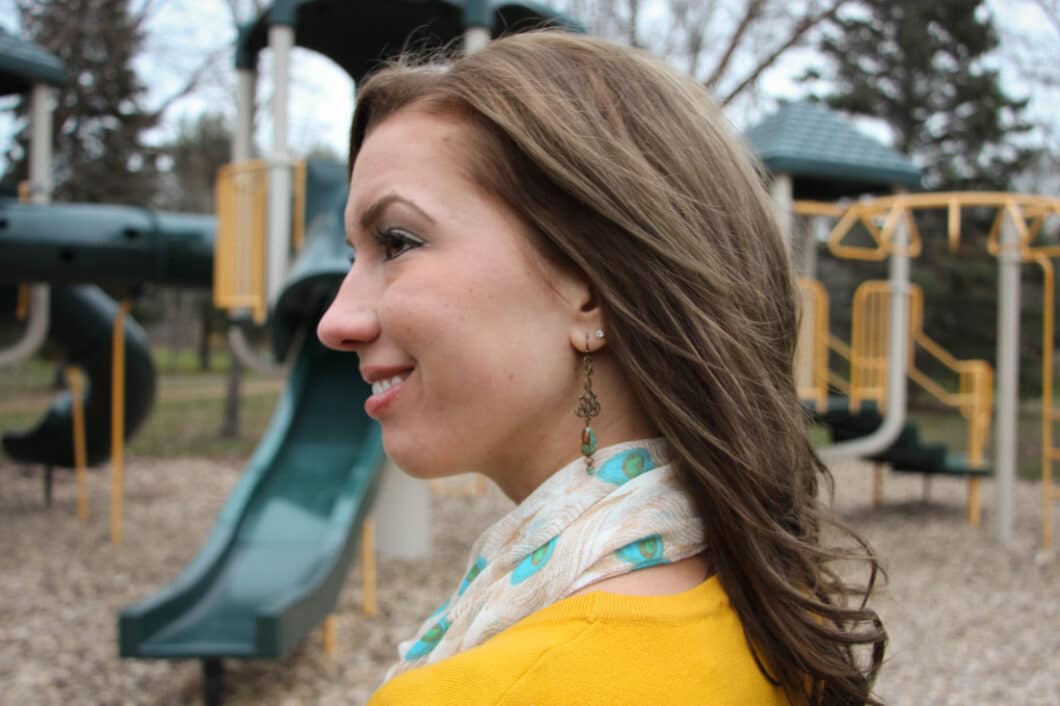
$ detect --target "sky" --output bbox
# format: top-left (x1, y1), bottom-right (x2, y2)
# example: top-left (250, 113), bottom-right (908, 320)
top-left (0, 0), bottom-right (1055, 177)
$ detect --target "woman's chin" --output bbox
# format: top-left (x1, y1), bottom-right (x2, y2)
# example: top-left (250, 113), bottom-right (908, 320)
top-left (383, 435), bottom-right (461, 480)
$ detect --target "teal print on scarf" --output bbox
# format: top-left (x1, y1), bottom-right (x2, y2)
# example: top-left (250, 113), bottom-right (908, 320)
top-left (595, 448), bottom-right (655, 485)
top-left (457, 556), bottom-right (488, 596)
top-left (615, 534), bottom-right (669, 569)
top-left (510, 536), bottom-right (559, 585)
top-left (428, 599), bottom-right (449, 619)
top-left (404, 616), bottom-right (451, 660)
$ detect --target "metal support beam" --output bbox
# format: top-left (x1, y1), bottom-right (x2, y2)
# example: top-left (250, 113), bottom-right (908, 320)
top-left (994, 211), bottom-right (1021, 545)
top-left (770, 172), bottom-right (794, 254)
top-left (819, 204), bottom-right (910, 462)
top-left (266, 24), bottom-right (293, 309)
top-left (234, 68), bottom-right (256, 163)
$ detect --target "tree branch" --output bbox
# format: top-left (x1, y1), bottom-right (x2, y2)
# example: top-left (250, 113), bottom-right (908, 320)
top-left (718, 0), bottom-right (848, 106)
top-left (703, 0), bottom-right (767, 89)
top-left (150, 45), bottom-right (229, 120)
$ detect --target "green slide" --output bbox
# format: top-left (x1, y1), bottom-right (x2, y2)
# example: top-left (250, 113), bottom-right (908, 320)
top-left (119, 330), bottom-right (384, 660)
top-left (119, 159), bottom-right (384, 695)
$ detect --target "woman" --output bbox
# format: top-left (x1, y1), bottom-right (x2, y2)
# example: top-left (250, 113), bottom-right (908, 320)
top-left (318, 31), bottom-right (885, 706)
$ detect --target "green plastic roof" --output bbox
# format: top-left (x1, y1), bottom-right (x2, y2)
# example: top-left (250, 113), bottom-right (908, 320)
top-left (235, 0), bottom-right (583, 81)
top-left (744, 101), bottom-right (921, 198)
top-left (0, 27), bottom-right (65, 96)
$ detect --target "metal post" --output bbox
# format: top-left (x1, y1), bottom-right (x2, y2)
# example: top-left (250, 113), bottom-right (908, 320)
top-left (266, 24), bottom-right (293, 308)
top-left (770, 173), bottom-right (794, 254)
top-left (234, 68), bottom-right (256, 163)
top-left (994, 211), bottom-right (1021, 545)
top-left (0, 83), bottom-right (54, 368)
top-left (464, 26), bottom-right (490, 53)
top-left (374, 459), bottom-right (431, 558)
top-left (29, 84), bottom-right (52, 204)
top-left (202, 658), bottom-right (224, 706)
top-left (463, 0), bottom-right (491, 54)
top-left (819, 204), bottom-right (910, 462)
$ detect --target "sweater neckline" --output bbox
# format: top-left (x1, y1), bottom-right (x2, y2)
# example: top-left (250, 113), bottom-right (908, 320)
top-left (505, 575), bottom-right (727, 629)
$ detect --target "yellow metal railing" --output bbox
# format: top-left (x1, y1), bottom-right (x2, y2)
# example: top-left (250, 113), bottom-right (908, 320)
top-left (796, 192), bottom-right (1060, 540)
top-left (214, 159), bottom-right (307, 323)
top-left (826, 334), bottom-right (853, 395)
top-left (796, 278), bottom-right (829, 411)
top-left (849, 281), bottom-right (892, 412)
top-left (907, 285), bottom-right (993, 468)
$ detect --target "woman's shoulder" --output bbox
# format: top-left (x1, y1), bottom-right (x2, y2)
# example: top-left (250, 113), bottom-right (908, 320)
top-left (368, 577), bottom-right (788, 706)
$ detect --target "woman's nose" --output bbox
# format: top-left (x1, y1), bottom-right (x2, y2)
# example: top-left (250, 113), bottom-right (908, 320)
top-left (317, 269), bottom-right (381, 352)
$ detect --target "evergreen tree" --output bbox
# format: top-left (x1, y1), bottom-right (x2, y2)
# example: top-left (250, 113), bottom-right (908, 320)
top-left (805, 0), bottom-right (1043, 394)
top-left (806, 0), bottom-right (1033, 191)
top-left (5, 0), bottom-right (159, 205)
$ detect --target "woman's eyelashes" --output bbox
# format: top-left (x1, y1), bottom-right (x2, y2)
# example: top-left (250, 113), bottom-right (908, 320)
top-left (374, 227), bottom-right (424, 261)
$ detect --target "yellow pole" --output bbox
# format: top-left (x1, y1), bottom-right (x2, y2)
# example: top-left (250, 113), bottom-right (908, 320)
top-left (15, 283), bottom-right (29, 320)
top-left (111, 300), bottom-right (129, 545)
top-left (872, 463), bottom-right (884, 507)
top-left (968, 478), bottom-right (981, 527)
top-left (66, 367), bottom-right (89, 521)
top-left (1037, 254), bottom-right (1055, 548)
top-left (322, 615), bottom-right (337, 656)
top-left (361, 515), bottom-right (377, 616)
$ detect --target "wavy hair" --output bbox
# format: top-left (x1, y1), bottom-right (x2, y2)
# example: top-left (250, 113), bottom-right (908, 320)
top-left (349, 31), bottom-right (886, 706)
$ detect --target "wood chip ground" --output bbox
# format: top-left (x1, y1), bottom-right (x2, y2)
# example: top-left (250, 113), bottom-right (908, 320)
top-left (1, 456), bottom-right (1056, 705)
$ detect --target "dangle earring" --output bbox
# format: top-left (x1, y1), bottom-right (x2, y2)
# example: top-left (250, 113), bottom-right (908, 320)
top-left (576, 330), bottom-right (604, 473)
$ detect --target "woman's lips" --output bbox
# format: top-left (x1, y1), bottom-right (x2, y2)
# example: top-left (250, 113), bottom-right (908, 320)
top-left (364, 369), bottom-right (412, 418)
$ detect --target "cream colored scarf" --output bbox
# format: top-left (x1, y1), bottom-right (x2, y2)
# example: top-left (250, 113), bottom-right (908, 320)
top-left (385, 438), bottom-right (707, 682)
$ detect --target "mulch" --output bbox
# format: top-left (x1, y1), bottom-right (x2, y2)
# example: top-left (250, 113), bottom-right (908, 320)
top-left (1, 455), bottom-right (1056, 705)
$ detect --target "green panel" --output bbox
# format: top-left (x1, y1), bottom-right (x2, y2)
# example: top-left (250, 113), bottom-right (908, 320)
top-left (235, 0), bottom-right (583, 78)
top-left (0, 27), bottom-right (65, 95)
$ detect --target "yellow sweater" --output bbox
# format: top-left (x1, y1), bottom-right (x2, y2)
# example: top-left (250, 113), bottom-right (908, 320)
top-left (368, 577), bottom-right (788, 705)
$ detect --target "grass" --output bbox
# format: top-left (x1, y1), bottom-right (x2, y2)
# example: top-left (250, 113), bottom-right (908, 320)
top-left (127, 388), bottom-right (281, 458)
top-left (0, 356), bottom-right (283, 460)
top-left (0, 349), bottom-right (1055, 479)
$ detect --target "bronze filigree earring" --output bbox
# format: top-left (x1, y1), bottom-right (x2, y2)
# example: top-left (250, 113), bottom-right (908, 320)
top-left (576, 330), bottom-right (605, 473)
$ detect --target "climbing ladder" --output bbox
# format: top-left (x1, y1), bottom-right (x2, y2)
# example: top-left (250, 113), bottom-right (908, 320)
top-left (800, 278), bottom-right (994, 524)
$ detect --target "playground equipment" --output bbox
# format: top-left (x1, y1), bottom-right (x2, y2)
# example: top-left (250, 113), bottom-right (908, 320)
top-left (117, 2), bottom-right (582, 704)
top-left (749, 101), bottom-right (1060, 544)
top-left (794, 193), bottom-right (1060, 545)
top-left (0, 27), bottom-right (62, 368)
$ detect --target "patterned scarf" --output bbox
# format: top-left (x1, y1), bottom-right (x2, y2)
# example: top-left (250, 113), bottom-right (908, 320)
top-left (384, 438), bottom-right (707, 682)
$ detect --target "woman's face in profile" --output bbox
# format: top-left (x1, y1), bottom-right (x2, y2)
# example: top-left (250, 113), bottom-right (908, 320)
top-left (318, 108), bottom-right (586, 484)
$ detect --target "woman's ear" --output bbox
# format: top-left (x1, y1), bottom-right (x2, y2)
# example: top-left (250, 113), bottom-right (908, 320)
top-left (566, 282), bottom-right (606, 353)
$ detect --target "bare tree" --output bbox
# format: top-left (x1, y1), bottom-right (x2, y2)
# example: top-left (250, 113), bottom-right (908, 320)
top-left (558, 0), bottom-right (847, 106)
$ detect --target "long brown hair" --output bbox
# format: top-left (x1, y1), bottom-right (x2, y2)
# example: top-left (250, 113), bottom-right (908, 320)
top-left (350, 31), bottom-right (886, 705)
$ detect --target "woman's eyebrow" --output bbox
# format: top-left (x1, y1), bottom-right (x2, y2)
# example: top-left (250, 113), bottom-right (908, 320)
top-left (360, 193), bottom-right (436, 230)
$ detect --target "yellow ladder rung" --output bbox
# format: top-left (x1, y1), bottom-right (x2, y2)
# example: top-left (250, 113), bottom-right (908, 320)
top-left (1046, 448), bottom-right (1060, 461)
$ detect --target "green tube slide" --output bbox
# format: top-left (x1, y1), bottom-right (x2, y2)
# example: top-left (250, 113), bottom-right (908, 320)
top-left (0, 197), bottom-right (214, 467)
top-left (1, 284), bottom-right (156, 467)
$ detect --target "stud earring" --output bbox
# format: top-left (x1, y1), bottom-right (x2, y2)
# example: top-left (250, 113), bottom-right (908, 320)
top-left (576, 333), bottom-right (601, 473)
top-left (594, 329), bottom-right (605, 339)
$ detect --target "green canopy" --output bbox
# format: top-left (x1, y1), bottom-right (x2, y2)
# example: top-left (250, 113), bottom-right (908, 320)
top-left (744, 101), bottom-right (921, 199)
top-left (0, 27), bottom-right (64, 96)
top-left (235, 0), bottom-right (583, 82)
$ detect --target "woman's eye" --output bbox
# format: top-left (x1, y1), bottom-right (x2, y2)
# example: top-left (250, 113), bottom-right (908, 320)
top-left (374, 227), bottom-right (424, 261)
